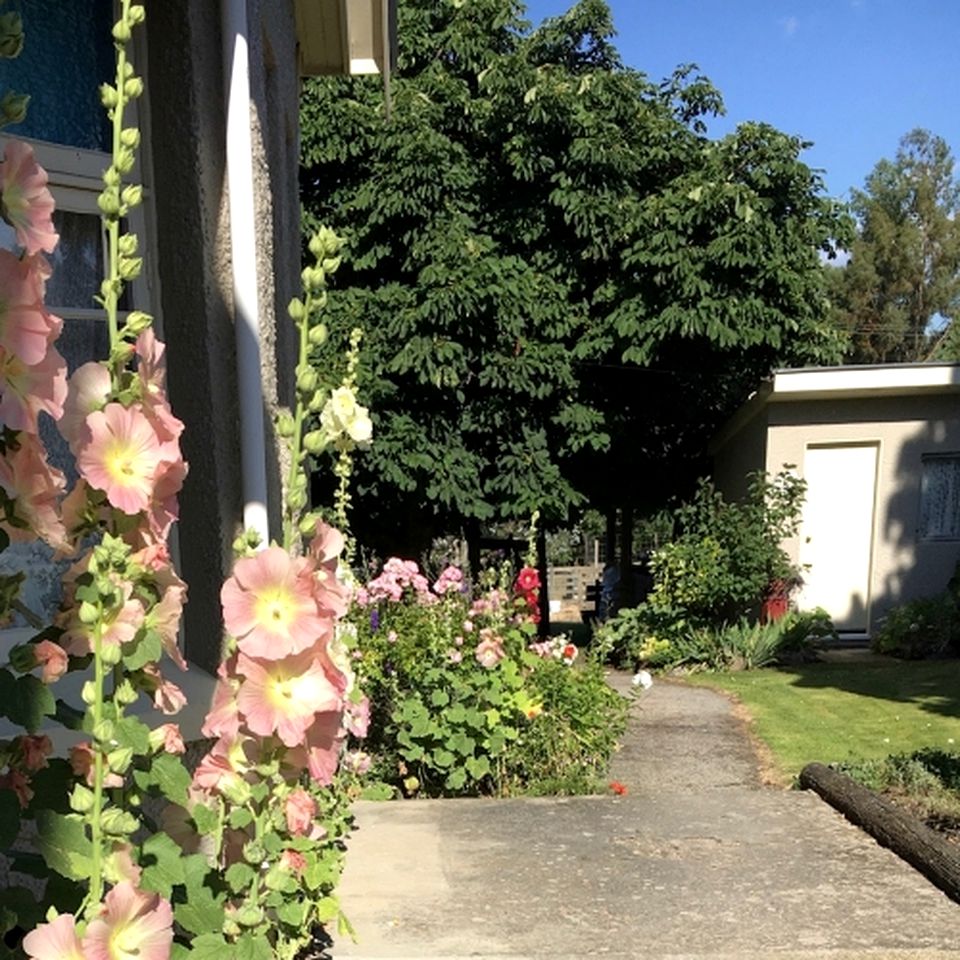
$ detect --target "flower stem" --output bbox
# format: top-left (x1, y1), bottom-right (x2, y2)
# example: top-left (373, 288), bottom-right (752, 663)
top-left (88, 616), bottom-right (106, 915)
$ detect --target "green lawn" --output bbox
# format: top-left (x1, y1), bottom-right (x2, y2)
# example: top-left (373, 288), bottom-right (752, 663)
top-left (687, 658), bottom-right (960, 780)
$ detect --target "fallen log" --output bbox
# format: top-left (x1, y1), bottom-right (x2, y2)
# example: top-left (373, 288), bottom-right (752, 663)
top-left (799, 761), bottom-right (960, 904)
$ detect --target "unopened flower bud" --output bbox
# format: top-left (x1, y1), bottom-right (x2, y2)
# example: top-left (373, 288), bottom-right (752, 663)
top-left (308, 323), bottom-right (328, 346)
top-left (128, 5), bottom-right (146, 25)
top-left (321, 256), bottom-right (342, 275)
top-left (97, 189), bottom-right (121, 217)
top-left (123, 76), bottom-right (144, 99)
top-left (124, 310), bottom-right (152, 334)
top-left (100, 84), bottom-right (119, 108)
top-left (276, 410), bottom-right (296, 438)
top-left (287, 297), bottom-right (305, 321)
top-left (116, 149), bottom-right (135, 175)
top-left (296, 367), bottom-right (319, 394)
top-left (118, 256), bottom-right (143, 280)
top-left (308, 233), bottom-right (325, 260)
top-left (112, 20), bottom-right (132, 42)
top-left (69, 784), bottom-right (95, 814)
top-left (288, 487), bottom-right (307, 511)
top-left (118, 233), bottom-right (139, 256)
top-left (78, 601), bottom-right (99, 625)
top-left (302, 430), bottom-right (327, 455)
top-left (120, 127), bottom-right (141, 148)
top-left (121, 184), bottom-right (143, 208)
top-left (0, 12), bottom-right (24, 58)
top-left (0, 91), bottom-right (28, 125)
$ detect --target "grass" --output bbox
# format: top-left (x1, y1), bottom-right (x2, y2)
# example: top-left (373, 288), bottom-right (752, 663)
top-left (687, 658), bottom-right (960, 781)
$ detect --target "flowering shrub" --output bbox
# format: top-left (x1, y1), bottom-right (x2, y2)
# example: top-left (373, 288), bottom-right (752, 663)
top-left (348, 560), bottom-right (628, 797)
top-left (0, 7), bottom-right (366, 958)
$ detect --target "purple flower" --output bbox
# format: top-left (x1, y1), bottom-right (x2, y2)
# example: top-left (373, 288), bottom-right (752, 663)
top-left (370, 608), bottom-right (380, 631)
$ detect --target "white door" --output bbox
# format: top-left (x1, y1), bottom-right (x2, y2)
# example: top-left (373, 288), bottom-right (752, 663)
top-left (796, 443), bottom-right (878, 632)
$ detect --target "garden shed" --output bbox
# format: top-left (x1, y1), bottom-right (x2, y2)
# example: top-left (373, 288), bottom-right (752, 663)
top-left (711, 363), bottom-right (960, 636)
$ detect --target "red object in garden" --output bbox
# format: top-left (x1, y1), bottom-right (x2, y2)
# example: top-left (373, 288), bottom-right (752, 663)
top-left (761, 579), bottom-right (790, 623)
top-left (609, 780), bottom-right (628, 796)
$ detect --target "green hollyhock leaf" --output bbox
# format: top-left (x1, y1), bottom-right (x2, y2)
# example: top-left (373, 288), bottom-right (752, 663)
top-left (36, 811), bottom-right (91, 880)
top-left (445, 767), bottom-right (467, 790)
top-left (134, 752), bottom-right (190, 805)
top-left (140, 832), bottom-right (186, 898)
top-left (112, 716), bottom-right (152, 754)
top-left (429, 688), bottom-right (449, 707)
top-left (225, 862), bottom-right (256, 894)
top-left (192, 803), bottom-right (220, 834)
top-left (0, 673), bottom-right (55, 732)
top-left (122, 630), bottom-right (161, 671)
top-left (465, 755), bottom-right (491, 780)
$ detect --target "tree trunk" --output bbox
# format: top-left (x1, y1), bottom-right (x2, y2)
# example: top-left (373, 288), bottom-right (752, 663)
top-left (800, 762), bottom-right (960, 904)
top-left (536, 524), bottom-right (550, 639)
top-left (618, 504), bottom-right (635, 610)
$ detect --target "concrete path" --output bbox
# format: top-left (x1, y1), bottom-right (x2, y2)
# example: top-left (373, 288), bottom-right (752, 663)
top-left (330, 676), bottom-right (960, 959)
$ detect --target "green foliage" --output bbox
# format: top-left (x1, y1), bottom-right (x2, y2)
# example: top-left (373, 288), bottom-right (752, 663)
top-left (871, 592), bottom-right (960, 660)
top-left (596, 469), bottom-right (806, 665)
top-left (301, 0), bottom-right (851, 551)
top-left (829, 128), bottom-right (960, 363)
top-left (351, 559), bottom-right (627, 796)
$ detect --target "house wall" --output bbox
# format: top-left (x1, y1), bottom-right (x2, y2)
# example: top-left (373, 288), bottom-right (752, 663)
top-left (146, 1), bottom-right (300, 670)
top-left (766, 394), bottom-right (960, 629)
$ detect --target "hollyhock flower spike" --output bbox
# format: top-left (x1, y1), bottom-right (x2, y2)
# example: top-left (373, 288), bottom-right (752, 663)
top-left (22, 912), bottom-right (84, 960)
top-left (0, 433), bottom-right (67, 549)
top-left (59, 361), bottom-right (111, 452)
top-left (221, 546), bottom-right (328, 659)
top-left (81, 881), bottom-right (174, 960)
top-left (0, 140), bottom-right (59, 255)
top-left (515, 566), bottom-right (540, 593)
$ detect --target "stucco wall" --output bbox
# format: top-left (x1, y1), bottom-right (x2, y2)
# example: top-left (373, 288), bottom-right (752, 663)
top-left (766, 395), bottom-right (960, 628)
top-left (145, 2), bottom-right (301, 670)
top-left (712, 404), bottom-right (769, 502)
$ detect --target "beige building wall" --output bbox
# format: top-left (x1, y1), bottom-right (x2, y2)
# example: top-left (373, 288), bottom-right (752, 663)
top-left (764, 395), bottom-right (960, 631)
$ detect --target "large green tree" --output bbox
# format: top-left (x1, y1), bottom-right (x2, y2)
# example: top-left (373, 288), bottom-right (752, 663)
top-left (829, 129), bottom-right (960, 363)
top-left (300, 0), bottom-right (850, 558)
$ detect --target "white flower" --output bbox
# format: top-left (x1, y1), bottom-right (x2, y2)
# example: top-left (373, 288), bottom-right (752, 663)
top-left (320, 386), bottom-right (373, 448)
top-left (632, 670), bottom-right (653, 690)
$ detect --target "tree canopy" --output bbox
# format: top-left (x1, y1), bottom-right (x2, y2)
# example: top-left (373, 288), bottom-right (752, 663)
top-left (828, 129), bottom-right (960, 363)
top-left (300, 0), bottom-right (851, 556)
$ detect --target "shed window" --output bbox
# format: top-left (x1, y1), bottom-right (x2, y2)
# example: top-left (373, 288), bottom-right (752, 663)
top-left (919, 455), bottom-right (960, 540)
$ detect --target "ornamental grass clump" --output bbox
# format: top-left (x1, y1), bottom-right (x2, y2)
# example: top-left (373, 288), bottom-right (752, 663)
top-left (347, 560), bottom-right (628, 798)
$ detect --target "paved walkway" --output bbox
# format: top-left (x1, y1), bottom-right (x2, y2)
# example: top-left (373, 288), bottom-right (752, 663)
top-left (330, 676), bottom-right (960, 959)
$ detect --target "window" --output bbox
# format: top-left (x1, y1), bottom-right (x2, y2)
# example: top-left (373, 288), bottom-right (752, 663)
top-left (919, 455), bottom-right (960, 541)
top-left (1, 1), bottom-right (158, 630)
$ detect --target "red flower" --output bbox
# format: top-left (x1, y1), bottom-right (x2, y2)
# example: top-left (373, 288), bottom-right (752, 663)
top-left (515, 567), bottom-right (540, 592)
top-left (609, 780), bottom-right (628, 796)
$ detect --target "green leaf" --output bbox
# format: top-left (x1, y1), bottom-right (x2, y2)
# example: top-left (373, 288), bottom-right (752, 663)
top-left (227, 807), bottom-right (253, 830)
top-left (179, 934), bottom-right (228, 959)
top-left (140, 832), bottom-right (186, 898)
top-left (122, 630), bottom-right (162, 672)
top-left (176, 856), bottom-right (225, 935)
top-left (225, 862), bottom-right (256, 894)
top-left (192, 802), bottom-right (220, 834)
top-left (445, 767), bottom-right (467, 790)
top-left (0, 673), bottom-right (56, 733)
top-left (276, 898), bottom-right (306, 927)
top-left (431, 748), bottom-right (455, 769)
top-left (430, 688), bottom-right (449, 707)
top-left (134, 752), bottom-right (190, 805)
top-left (465, 755), bottom-right (491, 780)
top-left (36, 810), bottom-right (91, 880)
top-left (235, 933), bottom-right (274, 960)
top-left (113, 716), bottom-right (152, 754)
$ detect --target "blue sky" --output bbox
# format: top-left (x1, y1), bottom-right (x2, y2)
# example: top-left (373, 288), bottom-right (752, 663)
top-left (521, 1), bottom-right (960, 201)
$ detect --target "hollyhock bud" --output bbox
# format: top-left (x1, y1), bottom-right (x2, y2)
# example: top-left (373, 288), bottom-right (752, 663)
top-left (0, 91), bottom-right (28, 125)
top-left (0, 12), bottom-right (24, 58)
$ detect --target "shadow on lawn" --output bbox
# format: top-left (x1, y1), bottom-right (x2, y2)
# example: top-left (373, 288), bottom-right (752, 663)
top-left (776, 657), bottom-right (960, 719)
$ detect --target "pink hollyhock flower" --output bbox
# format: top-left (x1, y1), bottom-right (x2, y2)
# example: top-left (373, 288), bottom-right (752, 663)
top-left (17, 734), bottom-right (52, 772)
top-left (82, 881), bottom-right (174, 960)
top-left (33, 639), bottom-right (68, 683)
top-left (145, 580), bottom-right (187, 671)
top-left (343, 695), bottom-right (370, 739)
top-left (447, 648), bottom-right (463, 664)
top-left (140, 664), bottom-right (187, 715)
top-left (221, 546), bottom-right (328, 659)
top-left (515, 567), bottom-right (540, 592)
top-left (433, 565), bottom-right (463, 596)
top-left (22, 912), bottom-right (84, 960)
top-left (77, 402), bottom-right (165, 515)
top-left (0, 343), bottom-right (67, 432)
top-left (152, 723), bottom-right (185, 755)
top-left (0, 432), bottom-right (67, 549)
top-left (284, 709), bottom-right (343, 786)
top-left (0, 140), bottom-right (58, 255)
top-left (0, 249), bottom-right (59, 366)
top-left (59, 361), bottom-right (111, 452)
top-left (61, 585), bottom-right (146, 657)
top-left (343, 750), bottom-right (372, 775)
top-left (0, 769), bottom-right (33, 807)
top-left (235, 650), bottom-right (341, 747)
top-left (305, 522), bottom-right (348, 619)
top-left (279, 849), bottom-right (307, 875)
top-left (284, 787), bottom-right (316, 836)
top-left (475, 633), bottom-right (505, 669)
top-left (201, 668), bottom-right (241, 740)
top-left (192, 737), bottom-right (250, 795)
top-left (135, 329), bottom-right (184, 443)
top-left (70, 743), bottom-right (124, 789)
